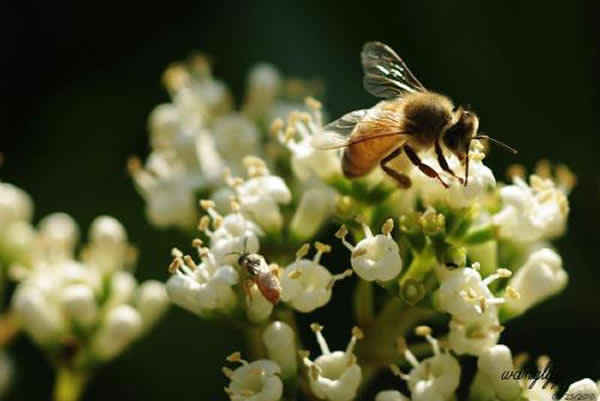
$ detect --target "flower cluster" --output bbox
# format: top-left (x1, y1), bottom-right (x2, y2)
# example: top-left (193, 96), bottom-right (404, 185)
top-left (133, 49), bottom-right (592, 401)
top-left (129, 55), bottom-right (320, 231)
top-left (11, 214), bottom-right (169, 365)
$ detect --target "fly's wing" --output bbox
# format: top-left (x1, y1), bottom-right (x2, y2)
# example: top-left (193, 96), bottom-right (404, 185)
top-left (313, 108), bottom-right (409, 150)
top-left (361, 41), bottom-right (426, 99)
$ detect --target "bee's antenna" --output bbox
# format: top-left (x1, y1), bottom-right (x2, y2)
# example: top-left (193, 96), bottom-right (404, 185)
top-left (243, 236), bottom-right (248, 253)
top-left (474, 135), bottom-right (518, 154)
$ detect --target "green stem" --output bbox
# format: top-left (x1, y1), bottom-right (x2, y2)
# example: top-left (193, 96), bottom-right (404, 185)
top-left (356, 298), bottom-right (435, 397)
top-left (53, 367), bottom-right (90, 401)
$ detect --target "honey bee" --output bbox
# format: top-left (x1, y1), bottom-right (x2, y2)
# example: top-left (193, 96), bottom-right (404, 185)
top-left (316, 41), bottom-right (516, 188)
top-left (233, 240), bottom-right (281, 304)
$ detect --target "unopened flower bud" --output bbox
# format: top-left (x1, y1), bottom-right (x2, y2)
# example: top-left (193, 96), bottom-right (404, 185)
top-left (92, 304), bottom-right (142, 360)
top-left (262, 321), bottom-right (297, 378)
top-left (135, 281), bottom-right (169, 329)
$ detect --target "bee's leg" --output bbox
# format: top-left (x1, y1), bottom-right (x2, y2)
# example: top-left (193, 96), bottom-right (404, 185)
top-left (380, 147), bottom-right (411, 188)
top-left (404, 145), bottom-right (449, 188)
top-left (244, 279), bottom-right (254, 302)
top-left (435, 140), bottom-right (464, 184)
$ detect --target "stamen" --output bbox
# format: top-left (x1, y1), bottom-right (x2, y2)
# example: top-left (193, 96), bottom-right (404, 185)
top-left (513, 352), bottom-right (529, 369)
top-left (310, 323), bottom-right (330, 355)
top-left (183, 255), bottom-right (197, 271)
top-left (168, 257), bottom-right (183, 274)
top-left (296, 243), bottom-right (310, 260)
top-left (415, 326), bottom-right (440, 355)
top-left (355, 215), bottom-right (373, 237)
top-left (192, 238), bottom-right (203, 249)
top-left (326, 269), bottom-right (352, 290)
top-left (171, 248), bottom-right (183, 258)
top-left (345, 326), bottom-right (363, 357)
top-left (535, 159), bottom-right (552, 178)
top-left (199, 199), bottom-right (216, 210)
top-left (506, 164), bottom-right (526, 180)
top-left (270, 118), bottom-right (284, 136)
top-left (126, 156), bottom-right (142, 175)
top-left (537, 355), bottom-right (551, 371)
top-left (226, 352), bottom-right (248, 365)
top-left (390, 363), bottom-right (410, 381)
top-left (298, 349), bottom-right (310, 360)
top-left (222, 367), bottom-right (233, 378)
top-left (305, 96), bottom-right (322, 111)
top-left (471, 262), bottom-right (481, 271)
top-left (198, 216), bottom-right (211, 232)
top-left (335, 225), bottom-right (355, 251)
top-left (230, 199), bottom-right (241, 212)
top-left (381, 218), bottom-right (394, 235)
top-left (313, 241), bottom-right (331, 264)
top-left (396, 336), bottom-right (407, 354)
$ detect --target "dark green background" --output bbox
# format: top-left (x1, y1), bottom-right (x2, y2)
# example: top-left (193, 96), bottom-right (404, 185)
top-left (2, 1), bottom-right (599, 400)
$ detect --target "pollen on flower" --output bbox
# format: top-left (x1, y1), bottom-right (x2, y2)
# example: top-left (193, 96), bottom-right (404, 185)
top-left (301, 324), bottom-right (363, 401)
top-left (226, 352), bottom-right (246, 364)
top-left (296, 243), bottom-right (311, 260)
top-left (338, 218), bottom-right (403, 281)
top-left (381, 218), bottom-right (394, 235)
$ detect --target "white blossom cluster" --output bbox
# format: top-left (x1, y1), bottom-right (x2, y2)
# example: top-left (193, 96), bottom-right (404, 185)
top-left (9, 213), bottom-right (169, 363)
top-left (129, 55), bottom-right (319, 231)
top-left (129, 51), bottom-right (593, 401)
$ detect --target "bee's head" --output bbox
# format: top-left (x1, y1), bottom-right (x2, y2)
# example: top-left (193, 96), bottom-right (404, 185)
top-left (443, 107), bottom-right (479, 164)
top-left (238, 253), bottom-right (262, 277)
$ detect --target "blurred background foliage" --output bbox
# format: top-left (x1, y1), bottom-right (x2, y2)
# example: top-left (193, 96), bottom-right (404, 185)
top-left (1, 0), bottom-right (599, 400)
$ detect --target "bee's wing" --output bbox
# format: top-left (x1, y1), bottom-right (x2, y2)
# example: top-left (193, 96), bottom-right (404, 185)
top-left (313, 108), bottom-right (409, 150)
top-left (361, 41), bottom-right (426, 99)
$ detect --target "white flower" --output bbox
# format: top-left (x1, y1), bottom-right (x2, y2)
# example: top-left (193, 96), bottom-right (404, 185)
top-left (0, 221), bottom-right (35, 268)
top-left (447, 316), bottom-right (503, 356)
top-left (232, 157), bottom-right (292, 232)
top-left (199, 201), bottom-right (262, 266)
top-left (391, 327), bottom-right (460, 401)
top-left (242, 63), bottom-right (282, 119)
top-left (92, 304), bottom-right (142, 360)
top-left (275, 98), bottom-right (340, 181)
top-left (503, 248), bottom-right (567, 317)
top-left (301, 324), bottom-right (363, 401)
top-left (0, 182), bottom-right (33, 226)
top-left (60, 284), bottom-right (98, 328)
top-left (103, 271), bottom-right (137, 311)
top-left (135, 280), bottom-right (170, 329)
top-left (245, 283), bottom-right (274, 323)
top-left (224, 354), bottom-right (283, 401)
top-left (128, 154), bottom-right (201, 230)
top-left (375, 390), bottom-right (410, 401)
top-left (476, 345), bottom-right (521, 401)
top-left (435, 265), bottom-right (514, 323)
top-left (337, 218), bottom-right (403, 282)
top-left (412, 142), bottom-right (495, 209)
top-left (213, 113), bottom-right (262, 176)
top-left (166, 244), bottom-right (238, 317)
top-left (164, 57), bottom-right (232, 129)
top-left (560, 379), bottom-right (599, 401)
top-left (493, 174), bottom-right (569, 243)
top-left (83, 215), bottom-right (132, 274)
top-left (37, 213), bottom-right (79, 262)
top-left (280, 243), bottom-right (352, 313)
top-left (262, 321), bottom-right (297, 378)
top-left (12, 283), bottom-right (66, 345)
top-left (290, 186), bottom-right (337, 240)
